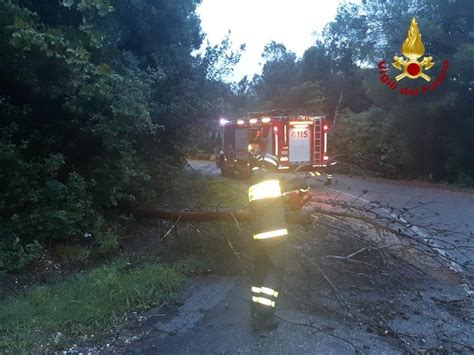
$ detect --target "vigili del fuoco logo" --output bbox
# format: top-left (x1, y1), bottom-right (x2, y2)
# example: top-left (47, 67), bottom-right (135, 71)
top-left (378, 17), bottom-right (449, 96)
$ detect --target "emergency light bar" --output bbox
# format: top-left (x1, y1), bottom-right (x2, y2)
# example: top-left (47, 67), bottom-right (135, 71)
top-left (219, 116), bottom-right (320, 126)
top-left (289, 121), bottom-right (313, 125)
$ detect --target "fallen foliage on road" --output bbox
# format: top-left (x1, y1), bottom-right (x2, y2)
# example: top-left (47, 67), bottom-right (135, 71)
top-left (49, 171), bottom-right (473, 353)
top-left (282, 196), bottom-right (474, 353)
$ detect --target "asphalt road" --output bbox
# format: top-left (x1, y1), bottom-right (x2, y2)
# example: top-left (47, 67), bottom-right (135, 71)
top-left (125, 277), bottom-right (398, 354)
top-left (116, 160), bottom-right (474, 354)
top-left (312, 175), bottom-right (474, 270)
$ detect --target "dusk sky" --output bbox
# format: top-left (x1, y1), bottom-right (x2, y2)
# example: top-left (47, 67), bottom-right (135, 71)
top-left (197, 0), bottom-right (355, 81)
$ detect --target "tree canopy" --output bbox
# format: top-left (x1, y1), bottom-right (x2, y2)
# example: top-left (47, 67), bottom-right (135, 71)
top-left (0, 0), bottom-right (239, 271)
top-left (243, 0), bottom-right (473, 182)
top-left (1, 0), bottom-right (473, 272)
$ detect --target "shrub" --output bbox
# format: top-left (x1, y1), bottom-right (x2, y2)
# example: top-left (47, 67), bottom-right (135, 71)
top-left (54, 244), bottom-right (91, 266)
top-left (92, 230), bottom-right (120, 258)
top-left (332, 107), bottom-right (412, 176)
top-left (0, 141), bottom-right (101, 271)
top-left (0, 238), bottom-right (43, 275)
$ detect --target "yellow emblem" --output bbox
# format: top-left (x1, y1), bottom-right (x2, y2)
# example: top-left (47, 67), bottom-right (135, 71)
top-left (392, 17), bottom-right (434, 81)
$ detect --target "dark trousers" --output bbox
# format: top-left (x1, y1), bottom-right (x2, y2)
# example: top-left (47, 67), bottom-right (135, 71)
top-left (251, 239), bottom-right (287, 319)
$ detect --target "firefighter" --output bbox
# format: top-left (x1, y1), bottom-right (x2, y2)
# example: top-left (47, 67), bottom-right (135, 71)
top-left (248, 153), bottom-right (287, 331)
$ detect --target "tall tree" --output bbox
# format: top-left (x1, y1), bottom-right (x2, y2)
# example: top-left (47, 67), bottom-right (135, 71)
top-left (0, 0), bottom-right (240, 271)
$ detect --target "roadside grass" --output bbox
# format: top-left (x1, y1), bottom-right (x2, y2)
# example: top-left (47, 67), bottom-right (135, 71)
top-left (200, 178), bottom-right (248, 208)
top-left (0, 259), bottom-right (195, 353)
top-left (0, 171), bottom-right (248, 353)
top-left (169, 175), bottom-right (250, 270)
top-left (159, 170), bottom-right (248, 209)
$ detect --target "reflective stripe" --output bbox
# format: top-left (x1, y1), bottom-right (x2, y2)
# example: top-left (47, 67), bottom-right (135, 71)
top-left (253, 228), bottom-right (288, 240)
top-left (251, 286), bottom-right (261, 293)
top-left (252, 296), bottom-right (275, 307)
top-left (263, 157), bottom-right (278, 166)
top-left (274, 132), bottom-right (278, 157)
top-left (252, 286), bottom-right (279, 298)
top-left (324, 132), bottom-right (328, 153)
top-left (248, 180), bottom-right (281, 202)
top-left (261, 287), bottom-right (279, 297)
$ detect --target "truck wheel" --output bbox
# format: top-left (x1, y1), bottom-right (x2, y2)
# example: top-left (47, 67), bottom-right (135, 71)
top-left (218, 154), bottom-right (226, 172)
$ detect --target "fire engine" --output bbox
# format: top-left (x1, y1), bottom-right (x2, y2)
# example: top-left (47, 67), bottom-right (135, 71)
top-left (217, 111), bottom-right (333, 181)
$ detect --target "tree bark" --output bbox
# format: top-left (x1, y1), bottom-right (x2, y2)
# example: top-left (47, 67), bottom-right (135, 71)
top-left (131, 207), bottom-right (310, 224)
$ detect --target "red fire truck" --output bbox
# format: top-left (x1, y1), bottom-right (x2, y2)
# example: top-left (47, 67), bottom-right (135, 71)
top-left (218, 112), bottom-right (333, 180)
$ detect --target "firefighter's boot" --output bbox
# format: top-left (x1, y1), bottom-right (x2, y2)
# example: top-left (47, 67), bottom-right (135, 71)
top-left (250, 241), bottom-right (285, 332)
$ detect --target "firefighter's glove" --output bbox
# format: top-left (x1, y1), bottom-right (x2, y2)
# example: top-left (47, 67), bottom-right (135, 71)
top-left (281, 176), bottom-right (312, 211)
top-left (286, 189), bottom-right (313, 211)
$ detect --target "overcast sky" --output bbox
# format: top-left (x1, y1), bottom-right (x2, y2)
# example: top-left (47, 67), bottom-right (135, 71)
top-left (197, 0), bottom-right (351, 81)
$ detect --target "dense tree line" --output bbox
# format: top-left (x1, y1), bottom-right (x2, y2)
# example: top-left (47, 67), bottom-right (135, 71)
top-left (1, 0), bottom-right (472, 272)
top-left (241, 0), bottom-right (473, 183)
top-left (0, 0), bottom-right (240, 271)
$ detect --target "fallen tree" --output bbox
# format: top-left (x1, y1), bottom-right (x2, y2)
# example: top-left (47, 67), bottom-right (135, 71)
top-left (131, 196), bottom-right (473, 275)
top-left (129, 186), bottom-right (474, 353)
top-left (131, 206), bottom-right (311, 224)
top-left (131, 207), bottom-right (252, 222)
